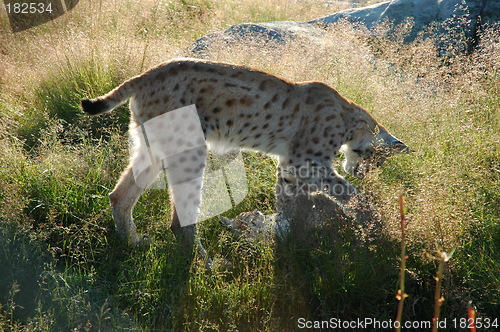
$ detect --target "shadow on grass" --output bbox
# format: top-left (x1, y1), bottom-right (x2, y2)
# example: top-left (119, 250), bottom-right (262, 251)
top-left (0, 220), bottom-right (131, 329)
top-left (271, 212), bottom-right (400, 330)
top-left (0, 221), bottom-right (49, 324)
top-left (0, 217), bottom-right (195, 330)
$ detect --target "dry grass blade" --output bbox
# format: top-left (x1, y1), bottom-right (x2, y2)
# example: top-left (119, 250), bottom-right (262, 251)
top-left (395, 195), bottom-right (408, 331)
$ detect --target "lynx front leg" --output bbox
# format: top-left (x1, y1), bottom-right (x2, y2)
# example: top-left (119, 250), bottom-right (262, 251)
top-left (321, 171), bottom-right (379, 225)
top-left (319, 170), bottom-right (380, 225)
top-left (109, 161), bottom-right (162, 245)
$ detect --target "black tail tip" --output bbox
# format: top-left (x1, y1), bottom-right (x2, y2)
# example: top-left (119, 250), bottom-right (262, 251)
top-left (81, 98), bottom-right (108, 115)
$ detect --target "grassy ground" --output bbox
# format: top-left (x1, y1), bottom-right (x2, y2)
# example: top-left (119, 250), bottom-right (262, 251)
top-left (1, 0), bottom-right (498, 330)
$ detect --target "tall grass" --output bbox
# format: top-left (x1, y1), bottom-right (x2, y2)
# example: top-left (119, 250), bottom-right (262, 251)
top-left (1, 0), bottom-right (499, 330)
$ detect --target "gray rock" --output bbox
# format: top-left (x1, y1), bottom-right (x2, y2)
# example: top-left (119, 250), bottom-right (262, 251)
top-left (482, 0), bottom-right (500, 24)
top-left (191, 21), bottom-right (325, 56)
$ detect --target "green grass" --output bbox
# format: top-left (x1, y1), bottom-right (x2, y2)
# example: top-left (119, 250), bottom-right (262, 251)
top-left (1, 0), bottom-right (499, 330)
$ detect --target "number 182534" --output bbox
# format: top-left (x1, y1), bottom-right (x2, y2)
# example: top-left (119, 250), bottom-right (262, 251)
top-left (5, 2), bottom-right (53, 14)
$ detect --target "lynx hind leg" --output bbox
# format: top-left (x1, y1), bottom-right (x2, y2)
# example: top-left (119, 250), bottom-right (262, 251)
top-left (170, 206), bottom-right (213, 269)
top-left (109, 159), bottom-right (162, 245)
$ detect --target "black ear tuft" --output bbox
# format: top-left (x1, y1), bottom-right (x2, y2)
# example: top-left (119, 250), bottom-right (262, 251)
top-left (81, 98), bottom-right (108, 115)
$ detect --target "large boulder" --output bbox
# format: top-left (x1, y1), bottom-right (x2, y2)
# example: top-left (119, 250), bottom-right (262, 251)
top-left (192, 0), bottom-right (500, 55)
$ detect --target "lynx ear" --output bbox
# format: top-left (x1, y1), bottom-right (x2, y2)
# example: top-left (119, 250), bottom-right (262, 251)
top-left (382, 135), bottom-right (412, 154)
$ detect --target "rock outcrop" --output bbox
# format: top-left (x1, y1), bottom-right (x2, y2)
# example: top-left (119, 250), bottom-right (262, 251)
top-left (192, 0), bottom-right (500, 55)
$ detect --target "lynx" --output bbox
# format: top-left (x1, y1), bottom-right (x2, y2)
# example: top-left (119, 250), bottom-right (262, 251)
top-left (82, 58), bottom-right (409, 260)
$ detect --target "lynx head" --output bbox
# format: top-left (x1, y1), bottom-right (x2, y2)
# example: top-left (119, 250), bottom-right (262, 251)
top-left (341, 127), bottom-right (410, 179)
